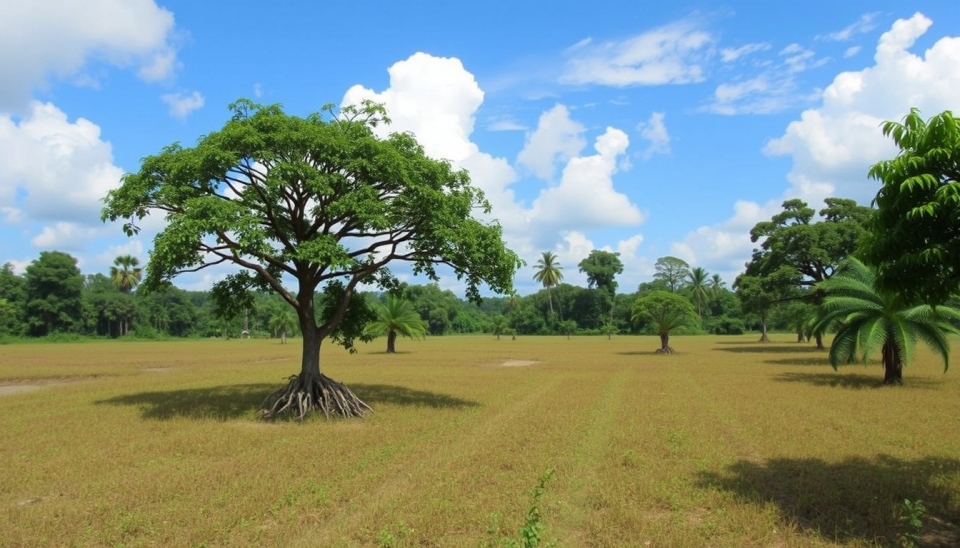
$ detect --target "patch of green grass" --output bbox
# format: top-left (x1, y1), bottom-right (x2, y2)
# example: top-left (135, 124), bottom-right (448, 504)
top-left (1, 334), bottom-right (960, 546)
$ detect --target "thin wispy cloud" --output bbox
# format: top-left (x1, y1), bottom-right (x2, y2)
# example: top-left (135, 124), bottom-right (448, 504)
top-left (817, 13), bottom-right (879, 41)
top-left (720, 42), bottom-right (771, 62)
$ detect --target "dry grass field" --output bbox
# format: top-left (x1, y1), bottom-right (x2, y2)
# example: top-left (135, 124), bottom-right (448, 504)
top-left (2, 334), bottom-right (960, 547)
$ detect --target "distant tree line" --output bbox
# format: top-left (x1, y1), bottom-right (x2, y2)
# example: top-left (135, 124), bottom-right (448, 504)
top-left (0, 249), bottom-right (780, 341)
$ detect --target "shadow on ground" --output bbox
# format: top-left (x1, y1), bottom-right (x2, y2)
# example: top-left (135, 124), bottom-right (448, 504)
top-left (98, 382), bottom-right (477, 420)
top-left (696, 455), bottom-right (960, 546)
top-left (716, 344), bottom-right (823, 354)
top-left (764, 357), bottom-right (831, 367)
top-left (773, 372), bottom-right (945, 390)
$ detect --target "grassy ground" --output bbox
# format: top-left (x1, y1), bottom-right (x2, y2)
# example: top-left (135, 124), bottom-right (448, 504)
top-left (2, 334), bottom-right (959, 547)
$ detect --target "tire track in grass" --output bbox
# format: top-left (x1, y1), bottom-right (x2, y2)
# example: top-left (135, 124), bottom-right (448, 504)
top-left (296, 367), bottom-right (573, 546)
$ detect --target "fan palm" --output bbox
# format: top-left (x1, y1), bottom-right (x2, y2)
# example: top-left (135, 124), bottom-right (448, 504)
top-left (709, 273), bottom-right (725, 297)
top-left (813, 257), bottom-right (960, 384)
top-left (365, 296), bottom-right (428, 353)
top-left (110, 255), bottom-right (142, 293)
top-left (533, 251), bottom-right (563, 315)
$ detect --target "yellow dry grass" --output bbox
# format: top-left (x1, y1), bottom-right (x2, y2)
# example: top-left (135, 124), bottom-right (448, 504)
top-left (1, 334), bottom-right (959, 547)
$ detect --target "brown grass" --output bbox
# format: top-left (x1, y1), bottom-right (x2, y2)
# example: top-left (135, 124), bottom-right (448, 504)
top-left (1, 334), bottom-right (959, 547)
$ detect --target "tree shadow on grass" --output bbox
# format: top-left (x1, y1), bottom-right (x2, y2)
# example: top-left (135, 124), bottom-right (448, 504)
top-left (773, 371), bottom-right (945, 390)
top-left (764, 357), bottom-right (832, 367)
top-left (696, 455), bottom-right (960, 546)
top-left (98, 383), bottom-right (477, 421)
top-left (717, 345), bottom-right (822, 354)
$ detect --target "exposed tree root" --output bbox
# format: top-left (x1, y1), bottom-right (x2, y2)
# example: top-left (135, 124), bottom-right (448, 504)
top-left (655, 346), bottom-right (676, 354)
top-left (261, 374), bottom-right (372, 420)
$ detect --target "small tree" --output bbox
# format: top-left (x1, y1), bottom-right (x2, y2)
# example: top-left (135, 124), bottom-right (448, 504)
top-left (269, 310), bottom-right (295, 344)
top-left (813, 258), bottom-right (960, 385)
top-left (533, 251), bottom-right (563, 316)
top-left (490, 314), bottom-right (508, 340)
top-left (366, 296), bottom-right (428, 353)
top-left (631, 291), bottom-right (698, 354)
top-left (102, 99), bottom-right (520, 419)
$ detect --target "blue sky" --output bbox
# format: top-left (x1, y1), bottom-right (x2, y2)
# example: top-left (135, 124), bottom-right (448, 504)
top-left (1, 1), bottom-right (959, 296)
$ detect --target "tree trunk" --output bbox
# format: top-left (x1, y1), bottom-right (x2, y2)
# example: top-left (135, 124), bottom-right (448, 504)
top-left (656, 332), bottom-right (674, 354)
top-left (260, 306), bottom-right (371, 420)
top-left (815, 332), bottom-right (825, 350)
top-left (882, 340), bottom-right (903, 385)
top-left (759, 319), bottom-right (770, 342)
top-left (386, 330), bottom-right (397, 353)
top-left (796, 329), bottom-right (804, 343)
top-left (280, 329), bottom-right (286, 345)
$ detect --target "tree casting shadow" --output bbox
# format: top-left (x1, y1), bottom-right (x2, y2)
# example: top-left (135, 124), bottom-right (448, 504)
top-left (696, 455), bottom-right (960, 546)
top-left (98, 382), bottom-right (477, 420)
top-left (774, 371), bottom-right (944, 390)
top-left (764, 357), bottom-right (831, 367)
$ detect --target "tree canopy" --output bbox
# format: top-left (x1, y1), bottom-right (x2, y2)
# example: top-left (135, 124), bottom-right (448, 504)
top-left (653, 256), bottom-right (690, 293)
top-left (631, 290), bottom-right (698, 354)
top-left (102, 99), bottom-right (521, 419)
top-left (578, 250), bottom-right (623, 297)
top-left (860, 109), bottom-right (960, 305)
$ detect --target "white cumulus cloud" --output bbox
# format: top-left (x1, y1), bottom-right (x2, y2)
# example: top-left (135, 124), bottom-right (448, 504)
top-left (636, 112), bottom-right (670, 159)
top-left (516, 104), bottom-right (586, 180)
top-left (0, 0), bottom-right (179, 111)
top-left (161, 91), bottom-right (205, 119)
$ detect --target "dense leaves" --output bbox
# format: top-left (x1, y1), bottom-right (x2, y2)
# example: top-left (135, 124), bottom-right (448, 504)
top-left (860, 109), bottom-right (960, 305)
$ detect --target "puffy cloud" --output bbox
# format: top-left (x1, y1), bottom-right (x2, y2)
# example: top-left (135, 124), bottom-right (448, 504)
top-left (636, 112), bottom-right (670, 159)
top-left (161, 91), bottom-right (205, 119)
top-left (764, 12), bottom-right (960, 204)
top-left (342, 53), bottom-right (645, 276)
top-left (516, 104), bottom-right (585, 180)
top-left (675, 12), bottom-right (960, 281)
top-left (0, 0), bottom-right (179, 111)
top-left (561, 21), bottom-right (713, 86)
top-left (530, 128), bottom-right (644, 231)
top-left (30, 222), bottom-right (103, 251)
top-left (0, 102), bottom-right (123, 226)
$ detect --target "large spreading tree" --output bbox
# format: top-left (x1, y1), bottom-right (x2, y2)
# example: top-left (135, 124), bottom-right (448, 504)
top-left (743, 197), bottom-right (872, 347)
top-left (102, 99), bottom-right (520, 419)
top-left (860, 109), bottom-right (960, 305)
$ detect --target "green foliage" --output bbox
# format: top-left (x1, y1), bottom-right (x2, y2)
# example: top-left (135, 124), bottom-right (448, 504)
top-left (365, 296), bottom-right (428, 352)
top-left (533, 251), bottom-right (563, 315)
top-left (110, 255), bottom-right (142, 293)
top-left (812, 257), bottom-right (960, 384)
top-left (102, 99), bottom-right (520, 367)
top-left (631, 291), bottom-right (698, 338)
top-left (577, 250), bottom-right (623, 297)
top-left (652, 256), bottom-right (690, 292)
top-left (861, 109), bottom-right (960, 304)
top-left (897, 498), bottom-right (926, 548)
top-left (497, 468), bottom-right (556, 548)
top-left (24, 251), bottom-right (85, 336)
top-left (686, 266), bottom-right (710, 317)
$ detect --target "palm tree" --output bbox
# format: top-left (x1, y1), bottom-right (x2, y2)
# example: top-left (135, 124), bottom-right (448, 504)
top-left (110, 255), bottom-right (142, 293)
top-left (686, 267), bottom-right (710, 317)
top-left (709, 273), bottom-right (726, 297)
top-left (533, 251), bottom-right (563, 316)
top-left (490, 314), bottom-right (508, 340)
top-left (269, 311), bottom-right (296, 344)
top-left (365, 296), bottom-right (428, 353)
top-left (813, 257), bottom-right (960, 385)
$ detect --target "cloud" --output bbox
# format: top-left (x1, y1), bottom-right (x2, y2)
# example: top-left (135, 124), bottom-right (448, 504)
top-left (636, 112), bottom-right (670, 159)
top-left (0, 0), bottom-right (179, 111)
top-left (529, 127), bottom-right (645, 231)
top-left (343, 53), bottom-right (645, 281)
top-left (30, 222), bottom-right (103, 251)
top-left (161, 91), bottom-right (205, 119)
top-left (818, 13), bottom-right (879, 42)
top-left (560, 20), bottom-right (713, 86)
top-left (0, 102), bottom-right (123, 227)
top-left (764, 12), bottom-right (959, 205)
top-left (675, 12), bottom-right (960, 282)
top-left (720, 43), bottom-right (771, 63)
top-left (844, 46), bottom-right (862, 58)
top-left (516, 104), bottom-right (586, 180)
top-left (486, 117), bottom-right (526, 131)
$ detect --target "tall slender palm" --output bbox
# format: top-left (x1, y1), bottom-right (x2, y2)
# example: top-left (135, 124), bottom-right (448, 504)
top-left (813, 257), bottom-right (960, 385)
top-left (110, 255), bottom-right (142, 293)
top-left (365, 296), bottom-right (428, 353)
top-left (709, 273), bottom-right (726, 297)
top-left (686, 267), bottom-right (710, 317)
top-left (533, 251), bottom-right (563, 316)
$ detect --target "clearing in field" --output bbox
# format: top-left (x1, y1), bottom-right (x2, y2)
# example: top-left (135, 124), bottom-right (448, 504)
top-left (2, 334), bottom-right (959, 547)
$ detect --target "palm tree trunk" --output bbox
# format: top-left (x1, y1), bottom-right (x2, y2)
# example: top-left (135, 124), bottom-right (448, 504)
top-left (386, 330), bottom-right (397, 353)
top-left (882, 340), bottom-right (903, 385)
